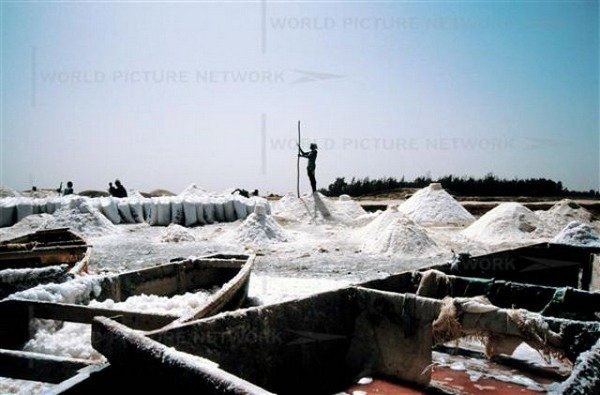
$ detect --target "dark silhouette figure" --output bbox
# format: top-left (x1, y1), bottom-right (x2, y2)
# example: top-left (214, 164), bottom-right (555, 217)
top-left (56, 181), bottom-right (74, 196)
top-left (233, 188), bottom-right (250, 198)
top-left (298, 143), bottom-right (318, 193)
top-left (109, 179), bottom-right (128, 198)
top-left (63, 181), bottom-right (74, 196)
top-left (232, 189), bottom-right (259, 198)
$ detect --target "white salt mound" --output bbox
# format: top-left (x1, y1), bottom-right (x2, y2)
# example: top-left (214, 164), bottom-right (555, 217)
top-left (234, 209), bottom-right (288, 244)
top-left (271, 193), bottom-right (309, 222)
top-left (553, 221), bottom-right (600, 247)
top-left (537, 199), bottom-right (593, 232)
top-left (355, 205), bottom-right (408, 239)
top-left (336, 194), bottom-right (367, 219)
top-left (271, 193), bottom-right (365, 224)
top-left (161, 224), bottom-right (196, 243)
top-left (362, 216), bottom-right (440, 257)
top-left (349, 211), bottom-right (381, 228)
top-left (398, 183), bottom-right (474, 226)
top-left (47, 199), bottom-right (116, 237)
top-left (462, 202), bottom-right (543, 244)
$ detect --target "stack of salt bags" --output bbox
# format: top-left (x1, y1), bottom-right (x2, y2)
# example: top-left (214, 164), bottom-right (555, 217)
top-left (140, 194), bottom-right (268, 227)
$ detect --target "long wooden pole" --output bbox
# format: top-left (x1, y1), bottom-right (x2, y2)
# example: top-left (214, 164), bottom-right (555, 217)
top-left (297, 120), bottom-right (301, 198)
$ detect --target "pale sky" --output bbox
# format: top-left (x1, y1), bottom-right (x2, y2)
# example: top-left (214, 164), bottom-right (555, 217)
top-left (1, 1), bottom-right (598, 194)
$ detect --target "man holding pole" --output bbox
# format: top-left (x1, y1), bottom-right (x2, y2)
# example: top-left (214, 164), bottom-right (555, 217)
top-left (298, 142), bottom-right (318, 193)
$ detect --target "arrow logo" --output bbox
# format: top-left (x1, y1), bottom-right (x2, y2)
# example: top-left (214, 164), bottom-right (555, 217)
top-left (286, 330), bottom-right (347, 345)
top-left (518, 256), bottom-right (579, 273)
top-left (289, 70), bottom-right (345, 84)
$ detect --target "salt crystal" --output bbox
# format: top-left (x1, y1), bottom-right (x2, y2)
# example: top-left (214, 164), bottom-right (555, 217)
top-left (449, 361), bottom-right (466, 371)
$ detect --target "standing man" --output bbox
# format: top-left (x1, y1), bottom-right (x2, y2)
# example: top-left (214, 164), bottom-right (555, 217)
top-left (298, 143), bottom-right (318, 193)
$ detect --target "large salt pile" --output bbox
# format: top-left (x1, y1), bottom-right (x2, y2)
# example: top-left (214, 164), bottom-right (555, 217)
top-left (336, 194), bottom-right (367, 219)
top-left (46, 199), bottom-right (116, 236)
top-left (349, 211), bottom-right (381, 228)
top-left (271, 192), bottom-right (365, 224)
top-left (462, 202), bottom-right (543, 244)
top-left (362, 215), bottom-right (440, 257)
top-left (537, 199), bottom-right (594, 232)
top-left (1, 198), bottom-right (116, 239)
top-left (232, 204), bottom-right (288, 244)
top-left (354, 205), bottom-right (408, 239)
top-left (160, 224), bottom-right (196, 242)
top-left (553, 221), bottom-right (600, 247)
top-left (271, 193), bottom-right (307, 223)
top-left (46, 198), bottom-right (117, 237)
top-left (398, 183), bottom-right (475, 226)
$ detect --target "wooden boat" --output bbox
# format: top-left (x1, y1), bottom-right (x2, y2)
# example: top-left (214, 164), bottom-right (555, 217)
top-left (361, 269), bottom-right (600, 321)
top-left (0, 228), bottom-right (92, 298)
top-left (81, 286), bottom-right (600, 394)
top-left (430, 242), bottom-right (600, 289)
top-left (0, 254), bottom-right (255, 387)
top-left (0, 228), bottom-right (91, 274)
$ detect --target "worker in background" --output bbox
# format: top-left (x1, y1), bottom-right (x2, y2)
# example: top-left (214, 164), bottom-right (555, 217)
top-left (56, 181), bottom-right (74, 196)
top-left (109, 179), bottom-right (128, 198)
top-left (232, 188), bottom-right (250, 198)
top-left (63, 181), bottom-right (74, 196)
top-left (298, 142), bottom-right (318, 193)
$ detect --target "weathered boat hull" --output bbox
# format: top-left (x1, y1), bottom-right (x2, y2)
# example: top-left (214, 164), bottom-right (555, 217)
top-left (86, 287), bottom-right (600, 394)
top-left (0, 254), bottom-right (255, 385)
top-left (0, 228), bottom-right (91, 271)
top-left (433, 242), bottom-right (600, 289)
top-left (0, 228), bottom-right (92, 298)
top-left (360, 269), bottom-right (600, 320)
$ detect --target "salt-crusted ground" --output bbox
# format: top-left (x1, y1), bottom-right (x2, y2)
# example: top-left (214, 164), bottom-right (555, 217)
top-left (2, 191), bottom-right (598, 297)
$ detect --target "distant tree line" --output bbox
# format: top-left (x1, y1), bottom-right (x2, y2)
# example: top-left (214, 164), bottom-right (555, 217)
top-left (321, 173), bottom-right (600, 198)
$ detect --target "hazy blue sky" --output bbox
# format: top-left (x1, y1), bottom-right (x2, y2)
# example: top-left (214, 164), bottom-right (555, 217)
top-left (1, 1), bottom-right (598, 194)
